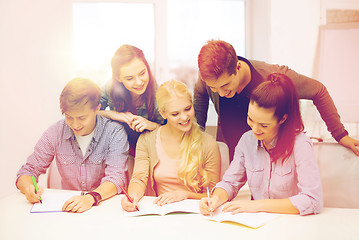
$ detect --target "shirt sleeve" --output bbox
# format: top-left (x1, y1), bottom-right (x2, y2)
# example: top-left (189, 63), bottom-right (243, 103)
top-left (272, 63), bottom-right (347, 142)
top-left (101, 124), bottom-right (129, 194)
top-left (16, 124), bottom-right (57, 185)
top-left (203, 135), bottom-right (221, 190)
top-left (289, 134), bottom-right (323, 215)
top-left (194, 74), bottom-right (210, 130)
top-left (214, 136), bottom-right (247, 200)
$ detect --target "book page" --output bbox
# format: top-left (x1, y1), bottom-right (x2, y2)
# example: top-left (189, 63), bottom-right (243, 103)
top-left (124, 199), bottom-right (201, 217)
top-left (30, 190), bottom-right (81, 213)
top-left (205, 206), bottom-right (281, 228)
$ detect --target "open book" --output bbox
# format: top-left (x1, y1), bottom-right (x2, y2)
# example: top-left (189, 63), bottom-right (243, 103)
top-left (206, 206), bottom-right (281, 229)
top-left (123, 198), bottom-right (201, 217)
top-left (30, 189), bottom-right (81, 213)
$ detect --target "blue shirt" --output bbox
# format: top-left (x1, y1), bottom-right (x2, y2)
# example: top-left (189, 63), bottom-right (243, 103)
top-left (216, 131), bottom-right (323, 215)
top-left (16, 115), bottom-right (129, 193)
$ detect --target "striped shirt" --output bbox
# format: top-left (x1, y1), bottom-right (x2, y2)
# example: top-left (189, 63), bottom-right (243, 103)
top-left (16, 115), bottom-right (129, 193)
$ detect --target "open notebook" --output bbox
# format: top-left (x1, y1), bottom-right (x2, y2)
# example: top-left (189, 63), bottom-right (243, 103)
top-left (30, 189), bottom-right (81, 213)
top-left (123, 198), bottom-right (201, 217)
top-left (205, 206), bottom-right (281, 229)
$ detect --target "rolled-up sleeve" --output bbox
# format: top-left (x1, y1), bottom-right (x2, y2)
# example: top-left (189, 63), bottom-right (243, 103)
top-left (289, 136), bottom-right (323, 215)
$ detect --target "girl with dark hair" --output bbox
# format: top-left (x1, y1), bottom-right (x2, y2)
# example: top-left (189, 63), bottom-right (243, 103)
top-left (100, 45), bottom-right (164, 156)
top-left (200, 73), bottom-right (323, 216)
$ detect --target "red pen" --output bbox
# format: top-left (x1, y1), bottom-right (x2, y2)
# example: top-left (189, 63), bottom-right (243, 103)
top-left (120, 186), bottom-right (139, 211)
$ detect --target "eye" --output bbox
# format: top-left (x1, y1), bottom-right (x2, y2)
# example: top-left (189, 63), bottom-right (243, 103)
top-left (185, 106), bottom-right (192, 111)
top-left (171, 113), bottom-right (179, 117)
top-left (261, 124), bottom-right (268, 128)
top-left (139, 70), bottom-right (146, 76)
top-left (124, 77), bottom-right (133, 81)
top-left (79, 117), bottom-right (86, 121)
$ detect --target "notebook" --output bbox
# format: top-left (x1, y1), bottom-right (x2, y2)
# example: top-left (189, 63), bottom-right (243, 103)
top-left (205, 206), bottom-right (281, 229)
top-left (123, 198), bottom-right (201, 217)
top-left (30, 189), bottom-right (81, 213)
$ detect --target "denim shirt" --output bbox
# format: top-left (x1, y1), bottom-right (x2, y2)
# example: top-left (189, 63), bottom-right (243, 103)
top-left (16, 115), bottom-right (129, 193)
top-left (215, 130), bottom-right (323, 215)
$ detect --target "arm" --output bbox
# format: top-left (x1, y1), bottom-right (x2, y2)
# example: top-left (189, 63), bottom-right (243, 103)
top-left (121, 133), bottom-right (151, 211)
top-left (193, 75), bottom-right (210, 130)
top-left (16, 124), bottom-right (57, 202)
top-left (63, 123), bottom-right (129, 213)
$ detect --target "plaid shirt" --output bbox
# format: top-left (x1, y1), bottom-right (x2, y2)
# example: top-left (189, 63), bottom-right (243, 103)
top-left (16, 115), bottom-right (129, 193)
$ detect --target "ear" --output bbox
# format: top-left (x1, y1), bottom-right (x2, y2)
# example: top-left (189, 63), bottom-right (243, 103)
top-left (236, 60), bottom-right (241, 71)
top-left (95, 104), bottom-right (101, 113)
top-left (159, 109), bottom-right (166, 120)
top-left (279, 114), bottom-right (288, 125)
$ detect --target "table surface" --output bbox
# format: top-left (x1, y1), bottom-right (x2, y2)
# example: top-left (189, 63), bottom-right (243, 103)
top-left (1, 189), bottom-right (359, 240)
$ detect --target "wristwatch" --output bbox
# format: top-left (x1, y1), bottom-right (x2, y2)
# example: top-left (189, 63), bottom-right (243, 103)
top-left (85, 191), bottom-right (102, 206)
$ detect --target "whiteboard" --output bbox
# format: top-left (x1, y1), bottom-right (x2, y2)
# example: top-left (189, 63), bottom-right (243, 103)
top-left (316, 23), bottom-right (359, 123)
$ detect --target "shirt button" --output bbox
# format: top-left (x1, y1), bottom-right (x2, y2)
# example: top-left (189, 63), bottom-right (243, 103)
top-left (251, 168), bottom-right (255, 172)
top-left (98, 160), bottom-right (101, 163)
top-left (81, 164), bottom-right (84, 167)
top-left (82, 181), bottom-right (85, 184)
top-left (63, 162), bottom-right (67, 165)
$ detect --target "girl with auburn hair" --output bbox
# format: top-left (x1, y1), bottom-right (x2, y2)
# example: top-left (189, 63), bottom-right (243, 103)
top-left (200, 73), bottom-right (323, 216)
top-left (122, 79), bottom-right (220, 211)
top-left (100, 45), bottom-right (164, 156)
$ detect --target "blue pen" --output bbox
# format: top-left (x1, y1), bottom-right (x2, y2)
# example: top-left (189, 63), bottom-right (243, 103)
top-left (206, 187), bottom-right (212, 216)
top-left (31, 176), bottom-right (42, 204)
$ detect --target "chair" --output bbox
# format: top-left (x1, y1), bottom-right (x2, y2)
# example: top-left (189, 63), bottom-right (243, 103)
top-left (313, 142), bottom-right (359, 208)
top-left (47, 160), bottom-right (62, 189)
top-left (217, 141), bottom-right (230, 179)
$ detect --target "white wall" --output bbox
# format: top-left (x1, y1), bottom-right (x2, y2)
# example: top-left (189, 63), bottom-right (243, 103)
top-left (0, 0), bottom-right (74, 198)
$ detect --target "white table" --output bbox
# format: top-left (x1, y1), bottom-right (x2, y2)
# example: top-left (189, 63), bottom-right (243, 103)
top-left (1, 189), bottom-right (358, 240)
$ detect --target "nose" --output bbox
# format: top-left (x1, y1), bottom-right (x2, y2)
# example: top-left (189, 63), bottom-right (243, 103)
top-left (72, 119), bottom-right (81, 129)
top-left (135, 76), bottom-right (143, 86)
top-left (218, 89), bottom-right (227, 97)
top-left (180, 112), bottom-right (188, 121)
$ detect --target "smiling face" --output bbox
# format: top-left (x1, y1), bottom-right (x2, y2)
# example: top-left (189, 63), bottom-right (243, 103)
top-left (247, 101), bottom-right (286, 146)
top-left (205, 62), bottom-right (249, 98)
top-left (117, 57), bottom-right (150, 97)
top-left (64, 103), bottom-right (100, 136)
top-left (160, 95), bottom-right (195, 133)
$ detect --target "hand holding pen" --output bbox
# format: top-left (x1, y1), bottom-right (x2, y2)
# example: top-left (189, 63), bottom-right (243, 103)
top-left (120, 186), bottom-right (139, 211)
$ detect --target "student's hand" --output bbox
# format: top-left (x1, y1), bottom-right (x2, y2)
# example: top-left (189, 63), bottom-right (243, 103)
top-left (154, 191), bottom-right (188, 206)
top-left (222, 200), bottom-right (260, 214)
top-left (17, 176), bottom-right (44, 203)
top-left (339, 135), bottom-right (359, 157)
top-left (121, 195), bottom-right (139, 212)
top-left (199, 194), bottom-right (222, 216)
top-left (130, 116), bottom-right (158, 132)
top-left (62, 195), bottom-right (94, 213)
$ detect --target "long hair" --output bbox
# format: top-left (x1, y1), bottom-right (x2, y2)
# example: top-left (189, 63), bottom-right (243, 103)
top-left (250, 73), bottom-right (304, 163)
top-left (110, 45), bottom-right (157, 120)
top-left (156, 80), bottom-right (209, 192)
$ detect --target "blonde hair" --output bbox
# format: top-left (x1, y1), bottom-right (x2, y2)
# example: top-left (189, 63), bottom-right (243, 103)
top-left (156, 80), bottom-right (209, 193)
top-left (60, 78), bottom-right (101, 114)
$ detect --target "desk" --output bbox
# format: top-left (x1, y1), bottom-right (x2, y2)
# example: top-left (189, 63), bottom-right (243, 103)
top-left (1, 189), bottom-right (358, 240)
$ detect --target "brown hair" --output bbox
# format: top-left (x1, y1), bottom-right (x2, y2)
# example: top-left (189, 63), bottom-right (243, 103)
top-left (250, 73), bottom-right (304, 162)
top-left (60, 78), bottom-right (101, 114)
top-left (198, 40), bottom-right (238, 81)
top-left (110, 45), bottom-right (157, 120)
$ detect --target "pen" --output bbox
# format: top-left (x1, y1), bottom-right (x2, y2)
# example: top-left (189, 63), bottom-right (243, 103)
top-left (120, 186), bottom-right (139, 211)
top-left (206, 187), bottom-right (212, 217)
top-left (31, 176), bottom-right (42, 204)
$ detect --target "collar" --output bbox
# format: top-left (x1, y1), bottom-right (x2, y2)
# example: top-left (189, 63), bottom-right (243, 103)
top-left (63, 115), bottom-right (103, 141)
top-left (257, 136), bottom-right (278, 150)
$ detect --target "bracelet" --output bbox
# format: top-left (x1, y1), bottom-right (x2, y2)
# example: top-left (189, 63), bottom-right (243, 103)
top-left (85, 191), bottom-right (102, 206)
